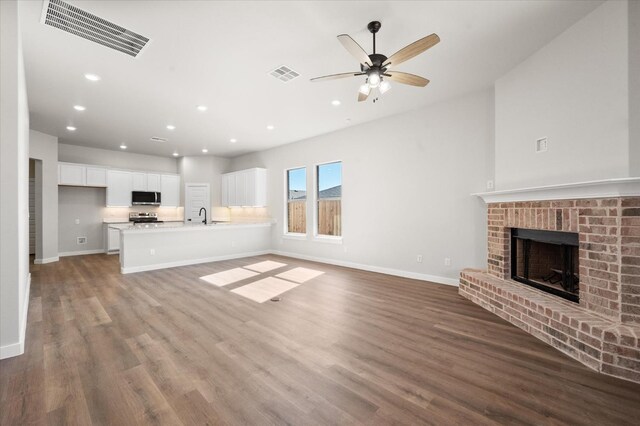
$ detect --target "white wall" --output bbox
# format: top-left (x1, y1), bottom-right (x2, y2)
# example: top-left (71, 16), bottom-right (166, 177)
top-left (1, 0), bottom-right (30, 359)
top-left (630, 0), bottom-right (640, 177)
top-left (230, 89), bottom-right (494, 283)
top-left (178, 155), bottom-right (230, 214)
top-left (58, 187), bottom-right (107, 254)
top-left (58, 143), bottom-right (179, 174)
top-left (495, 0), bottom-right (630, 190)
top-left (29, 130), bottom-right (58, 262)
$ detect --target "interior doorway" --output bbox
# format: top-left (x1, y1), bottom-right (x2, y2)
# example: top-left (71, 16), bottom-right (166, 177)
top-left (29, 158), bottom-right (43, 262)
top-left (29, 160), bottom-right (35, 255)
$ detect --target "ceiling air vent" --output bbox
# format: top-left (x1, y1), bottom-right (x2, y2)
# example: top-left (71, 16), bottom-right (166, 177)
top-left (150, 137), bottom-right (168, 143)
top-left (40, 0), bottom-right (150, 58)
top-left (269, 66), bottom-right (300, 83)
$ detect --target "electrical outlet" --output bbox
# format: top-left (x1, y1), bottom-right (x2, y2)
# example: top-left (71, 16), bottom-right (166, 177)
top-left (75, 218), bottom-right (80, 225)
top-left (343, 246), bottom-right (348, 253)
top-left (77, 237), bottom-right (87, 244)
top-left (444, 257), bottom-right (451, 267)
top-left (149, 248), bottom-right (155, 256)
top-left (416, 255), bottom-right (423, 263)
top-left (486, 180), bottom-right (494, 190)
top-left (536, 137), bottom-right (548, 153)
top-left (231, 241), bottom-right (237, 248)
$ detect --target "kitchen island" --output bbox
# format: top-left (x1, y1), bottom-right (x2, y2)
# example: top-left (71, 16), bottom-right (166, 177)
top-left (111, 221), bottom-right (273, 273)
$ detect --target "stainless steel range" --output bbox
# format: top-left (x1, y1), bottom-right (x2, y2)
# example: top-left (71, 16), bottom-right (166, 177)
top-left (129, 212), bottom-right (163, 224)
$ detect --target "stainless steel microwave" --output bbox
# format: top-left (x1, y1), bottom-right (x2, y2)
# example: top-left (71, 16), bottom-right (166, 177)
top-left (131, 191), bottom-right (161, 206)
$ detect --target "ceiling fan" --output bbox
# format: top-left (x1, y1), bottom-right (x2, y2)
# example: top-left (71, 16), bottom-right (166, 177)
top-left (311, 21), bottom-right (440, 102)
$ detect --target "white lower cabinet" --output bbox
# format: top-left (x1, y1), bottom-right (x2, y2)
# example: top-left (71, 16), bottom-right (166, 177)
top-left (105, 225), bottom-right (122, 253)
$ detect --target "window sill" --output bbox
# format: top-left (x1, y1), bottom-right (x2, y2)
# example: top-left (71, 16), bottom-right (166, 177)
top-left (313, 235), bottom-right (343, 244)
top-left (282, 233), bottom-right (307, 241)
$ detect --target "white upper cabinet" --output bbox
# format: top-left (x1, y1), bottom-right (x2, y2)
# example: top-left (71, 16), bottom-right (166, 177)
top-left (59, 162), bottom-right (107, 187)
top-left (85, 166), bottom-right (107, 187)
top-left (161, 174), bottom-right (180, 206)
top-left (131, 172), bottom-right (147, 191)
top-left (106, 170), bottom-right (133, 207)
top-left (221, 168), bottom-right (266, 207)
top-left (147, 174), bottom-right (161, 192)
top-left (58, 163), bottom-right (86, 186)
top-left (59, 161), bottom-right (181, 207)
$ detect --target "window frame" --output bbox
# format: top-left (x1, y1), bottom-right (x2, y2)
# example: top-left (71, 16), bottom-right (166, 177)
top-left (284, 166), bottom-right (308, 237)
top-left (313, 160), bottom-right (343, 242)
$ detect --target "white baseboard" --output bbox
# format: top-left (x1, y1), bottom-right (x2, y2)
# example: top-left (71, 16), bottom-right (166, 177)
top-left (34, 256), bottom-right (59, 264)
top-left (270, 250), bottom-right (460, 287)
top-left (59, 249), bottom-right (104, 257)
top-left (121, 250), bottom-right (271, 274)
top-left (0, 273), bottom-right (30, 360)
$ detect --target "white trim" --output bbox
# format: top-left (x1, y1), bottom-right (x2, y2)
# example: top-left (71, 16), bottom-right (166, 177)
top-left (282, 233), bottom-right (307, 240)
top-left (59, 249), bottom-right (104, 257)
top-left (313, 236), bottom-right (343, 244)
top-left (0, 273), bottom-right (30, 360)
top-left (121, 250), bottom-right (271, 274)
top-left (270, 250), bottom-right (459, 287)
top-left (473, 178), bottom-right (640, 203)
top-left (34, 256), bottom-right (59, 264)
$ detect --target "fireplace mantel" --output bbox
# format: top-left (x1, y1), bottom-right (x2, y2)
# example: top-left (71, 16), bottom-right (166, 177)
top-left (473, 178), bottom-right (640, 204)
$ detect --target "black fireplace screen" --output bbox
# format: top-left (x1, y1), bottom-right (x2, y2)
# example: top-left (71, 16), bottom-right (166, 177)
top-left (511, 228), bottom-right (579, 303)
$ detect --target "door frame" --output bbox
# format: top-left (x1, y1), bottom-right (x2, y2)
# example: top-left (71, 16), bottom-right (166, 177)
top-left (184, 183), bottom-right (211, 224)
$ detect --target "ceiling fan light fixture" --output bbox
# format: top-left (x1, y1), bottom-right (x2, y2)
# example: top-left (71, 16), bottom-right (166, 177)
top-left (379, 80), bottom-right (391, 94)
top-left (359, 84), bottom-right (371, 95)
top-left (368, 72), bottom-right (381, 88)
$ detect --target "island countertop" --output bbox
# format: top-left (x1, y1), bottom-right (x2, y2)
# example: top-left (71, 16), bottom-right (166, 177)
top-left (110, 220), bottom-right (274, 234)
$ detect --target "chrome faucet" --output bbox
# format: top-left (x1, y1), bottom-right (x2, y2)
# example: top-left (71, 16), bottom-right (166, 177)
top-left (199, 207), bottom-right (207, 225)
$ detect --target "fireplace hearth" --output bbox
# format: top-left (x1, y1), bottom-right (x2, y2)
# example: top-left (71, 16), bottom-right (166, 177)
top-left (511, 228), bottom-right (579, 303)
top-left (459, 190), bottom-right (640, 384)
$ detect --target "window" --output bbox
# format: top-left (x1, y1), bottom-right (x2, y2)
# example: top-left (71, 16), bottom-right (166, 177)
top-left (286, 167), bottom-right (306, 234)
top-left (316, 161), bottom-right (342, 237)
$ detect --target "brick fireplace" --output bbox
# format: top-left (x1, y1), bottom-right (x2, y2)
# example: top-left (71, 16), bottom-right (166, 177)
top-left (460, 192), bottom-right (640, 384)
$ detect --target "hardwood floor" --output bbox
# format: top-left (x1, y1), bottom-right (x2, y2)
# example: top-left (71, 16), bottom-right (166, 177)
top-left (2, 254), bottom-right (639, 425)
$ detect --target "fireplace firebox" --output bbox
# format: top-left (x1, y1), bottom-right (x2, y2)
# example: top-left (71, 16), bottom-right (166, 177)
top-left (511, 228), bottom-right (579, 303)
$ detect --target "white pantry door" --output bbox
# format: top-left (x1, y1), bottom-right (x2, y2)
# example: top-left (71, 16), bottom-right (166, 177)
top-left (184, 183), bottom-right (210, 224)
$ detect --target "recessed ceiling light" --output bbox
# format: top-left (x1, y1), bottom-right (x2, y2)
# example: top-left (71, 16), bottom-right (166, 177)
top-left (73, 105), bottom-right (86, 111)
top-left (84, 73), bottom-right (101, 81)
top-left (202, 148), bottom-right (208, 153)
top-left (172, 152), bottom-right (179, 157)
top-left (331, 100), bottom-right (341, 106)
top-left (166, 125), bottom-right (176, 130)
top-left (120, 144), bottom-right (127, 149)
top-left (66, 126), bottom-right (76, 131)
top-left (230, 138), bottom-right (237, 143)
top-left (266, 125), bottom-right (275, 130)
top-left (197, 105), bottom-right (207, 112)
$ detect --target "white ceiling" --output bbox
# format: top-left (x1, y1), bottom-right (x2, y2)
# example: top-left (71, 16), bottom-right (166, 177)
top-left (20, 0), bottom-right (602, 158)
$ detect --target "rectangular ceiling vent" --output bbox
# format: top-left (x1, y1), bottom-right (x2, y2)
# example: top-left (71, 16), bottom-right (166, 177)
top-left (150, 137), bottom-right (168, 143)
top-left (40, 0), bottom-right (150, 58)
top-left (269, 66), bottom-right (300, 83)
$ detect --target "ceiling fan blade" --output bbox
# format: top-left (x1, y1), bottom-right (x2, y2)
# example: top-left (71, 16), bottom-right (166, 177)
top-left (357, 89), bottom-right (369, 102)
top-left (383, 33), bottom-right (440, 68)
top-left (310, 72), bottom-right (363, 82)
top-left (385, 72), bottom-right (430, 87)
top-left (337, 34), bottom-right (372, 67)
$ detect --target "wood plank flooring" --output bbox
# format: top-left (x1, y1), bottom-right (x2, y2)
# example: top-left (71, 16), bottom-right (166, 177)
top-left (2, 254), bottom-right (639, 425)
